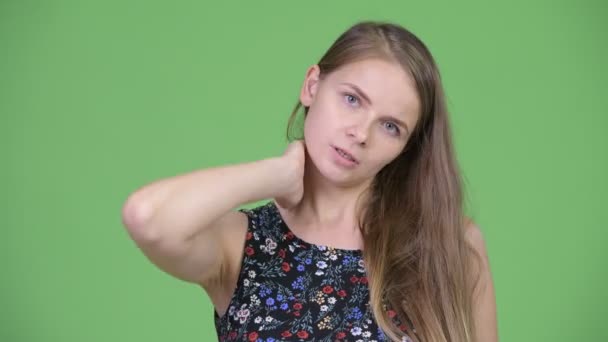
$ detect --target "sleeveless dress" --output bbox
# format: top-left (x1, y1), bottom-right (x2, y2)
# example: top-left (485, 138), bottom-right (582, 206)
top-left (214, 200), bottom-right (414, 342)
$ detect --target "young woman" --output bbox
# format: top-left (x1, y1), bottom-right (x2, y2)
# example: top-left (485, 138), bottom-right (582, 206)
top-left (121, 21), bottom-right (498, 342)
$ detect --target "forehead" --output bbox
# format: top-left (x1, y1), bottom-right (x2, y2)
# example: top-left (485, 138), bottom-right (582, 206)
top-left (326, 58), bottom-right (420, 120)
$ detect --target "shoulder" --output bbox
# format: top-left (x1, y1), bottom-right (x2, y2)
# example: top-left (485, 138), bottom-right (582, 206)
top-left (463, 217), bottom-right (499, 341)
top-left (464, 218), bottom-right (488, 259)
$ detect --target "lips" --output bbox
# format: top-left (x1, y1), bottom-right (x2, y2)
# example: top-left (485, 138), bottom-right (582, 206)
top-left (333, 146), bottom-right (359, 164)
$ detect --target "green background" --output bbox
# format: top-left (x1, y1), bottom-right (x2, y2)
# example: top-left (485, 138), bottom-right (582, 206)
top-left (2, 1), bottom-right (606, 341)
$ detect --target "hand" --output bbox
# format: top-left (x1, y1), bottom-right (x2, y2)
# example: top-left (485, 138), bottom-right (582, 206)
top-left (274, 139), bottom-right (306, 210)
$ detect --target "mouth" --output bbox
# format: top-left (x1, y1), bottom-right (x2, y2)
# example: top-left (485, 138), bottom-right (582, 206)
top-left (333, 146), bottom-right (359, 164)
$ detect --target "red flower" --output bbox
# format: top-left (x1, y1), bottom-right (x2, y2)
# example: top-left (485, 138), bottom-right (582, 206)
top-left (293, 302), bottom-right (303, 310)
top-left (337, 289), bottom-right (347, 297)
top-left (387, 309), bottom-right (397, 318)
top-left (336, 332), bottom-right (346, 339)
top-left (322, 285), bottom-right (333, 294)
top-left (286, 231), bottom-right (294, 240)
top-left (297, 331), bottom-right (309, 339)
top-left (228, 331), bottom-right (237, 339)
top-left (245, 246), bottom-right (254, 256)
top-left (293, 311), bottom-right (300, 316)
top-left (246, 232), bottom-right (252, 240)
top-left (350, 275), bottom-right (359, 283)
top-left (282, 262), bottom-right (290, 272)
top-left (279, 249), bottom-right (286, 258)
top-left (281, 331), bottom-right (292, 338)
top-left (248, 332), bottom-right (258, 341)
top-left (360, 276), bottom-right (368, 284)
top-left (399, 324), bottom-right (408, 331)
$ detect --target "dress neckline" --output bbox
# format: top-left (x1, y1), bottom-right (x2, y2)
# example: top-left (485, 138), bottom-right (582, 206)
top-left (268, 200), bottom-right (364, 255)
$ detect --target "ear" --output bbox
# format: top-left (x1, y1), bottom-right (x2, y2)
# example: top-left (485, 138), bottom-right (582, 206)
top-left (299, 64), bottom-right (321, 107)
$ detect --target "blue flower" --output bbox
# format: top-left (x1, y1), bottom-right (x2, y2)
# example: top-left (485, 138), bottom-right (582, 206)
top-left (280, 303), bottom-right (288, 310)
top-left (305, 258), bottom-right (312, 265)
top-left (266, 298), bottom-right (275, 306)
top-left (277, 294), bottom-right (283, 301)
top-left (297, 264), bottom-right (305, 272)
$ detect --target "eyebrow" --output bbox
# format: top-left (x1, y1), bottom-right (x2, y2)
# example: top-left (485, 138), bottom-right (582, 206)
top-left (340, 82), bottom-right (411, 136)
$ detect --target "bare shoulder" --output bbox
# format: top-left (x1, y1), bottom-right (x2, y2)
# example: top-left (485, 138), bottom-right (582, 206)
top-left (463, 217), bottom-right (499, 341)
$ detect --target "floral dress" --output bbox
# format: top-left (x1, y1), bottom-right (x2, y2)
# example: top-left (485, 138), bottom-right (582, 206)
top-left (214, 200), bottom-right (414, 342)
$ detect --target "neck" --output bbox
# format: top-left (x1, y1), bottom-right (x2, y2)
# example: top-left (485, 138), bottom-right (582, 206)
top-left (291, 151), bottom-right (371, 232)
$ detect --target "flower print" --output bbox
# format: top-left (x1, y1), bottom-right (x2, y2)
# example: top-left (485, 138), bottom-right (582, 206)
top-left (293, 302), bottom-right (303, 310)
top-left (315, 270), bottom-right (324, 276)
top-left (260, 238), bottom-right (277, 255)
top-left (245, 246), bottom-right (254, 256)
top-left (304, 258), bottom-right (312, 265)
top-left (297, 264), bottom-right (305, 272)
top-left (328, 297), bottom-right (336, 304)
top-left (236, 305), bottom-right (250, 324)
top-left (316, 261), bottom-right (328, 269)
top-left (254, 316), bottom-right (262, 324)
top-left (281, 331), bottom-right (292, 338)
top-left (247, 331), bottom-right (258, 341)
top-left (265, 298), bottom-right (275, 306)
top-left (329, 254), bottom-right (338, 260)
top-left (248, 270), bottom-right (256, 279)
top-left (280, 303), bottom-right (288, 310)
top-left (337, 289), bottom-right (347, 297)
top-left (278, 249), bottom-right (286, 258)
top-left (317, 245), bottom-right (327, 251)
top-left (244, 279), bottom-right (250, 287)
top-left (351, 326), bottom-right (362, 336)
top-left (336, 332), bottom-right (346, 339)
top-left (350, 275), bottom-right (359, 283)
top-left (322, 285), bottom-right (334, 294)
top-left (265, 316), bottom-right (273, 322)
top-left (281, 262), bottom-right (290, 272)
top-left (363, 331), bottom-right (372, 338)
top-left (360, 276), bottom-right (368, 284)
top-left (320, 305), bottom-right (328, 312)
top-left (296, 330), bottom-right (309, 339)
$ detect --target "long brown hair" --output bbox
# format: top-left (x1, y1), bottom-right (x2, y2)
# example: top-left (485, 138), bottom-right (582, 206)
top-left (286, 21), bottom-right (483, 342)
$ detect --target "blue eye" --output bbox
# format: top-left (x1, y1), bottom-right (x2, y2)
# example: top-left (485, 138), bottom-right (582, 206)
top-left (383, 121), bottom-right (400, 135)
top-left (344, 93), bottom-right (359, 107)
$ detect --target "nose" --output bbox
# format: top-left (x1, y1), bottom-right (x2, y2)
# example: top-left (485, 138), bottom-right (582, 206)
top-left (345, 119), bottom-right (371, 146)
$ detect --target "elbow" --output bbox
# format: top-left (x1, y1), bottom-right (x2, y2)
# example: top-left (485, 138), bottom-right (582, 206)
top-left (121, 195), bottom-right (159, 242)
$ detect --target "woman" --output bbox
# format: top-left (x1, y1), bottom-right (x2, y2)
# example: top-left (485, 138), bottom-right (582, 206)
top-left (121, 21), bottom-right (498, 342)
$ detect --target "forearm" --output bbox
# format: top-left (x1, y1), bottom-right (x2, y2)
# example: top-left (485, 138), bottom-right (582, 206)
top-left (122, 157), bottom-right (283, 243)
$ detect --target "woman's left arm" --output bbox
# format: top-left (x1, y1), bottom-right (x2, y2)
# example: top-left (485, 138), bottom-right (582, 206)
top-left (466, 221), bottom-right (499, 342)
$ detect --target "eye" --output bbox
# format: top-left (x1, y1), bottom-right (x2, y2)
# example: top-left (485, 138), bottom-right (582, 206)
top-left (343, 93), bottom-right (360, 107)
top-left (383, 121), bottom-right (401, 136)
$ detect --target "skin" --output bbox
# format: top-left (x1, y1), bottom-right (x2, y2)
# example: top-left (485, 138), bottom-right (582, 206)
top-left (276, 58), bottom-right (421, 250)
top-left (277, 57), bottom-right (499, 340)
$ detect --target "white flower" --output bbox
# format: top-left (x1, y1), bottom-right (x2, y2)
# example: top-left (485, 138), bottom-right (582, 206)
top-left (316, 261), bottom-right (328, 269)
top-left (329, 254), bottom-right (338, 260)
top-left (265, 316), bottom-right (273, 322)
top-left (248, 270), bottom-right (256, 278)
top-left (320, 305), bottom-right (328, 312)
top-left (315, 270), bottom-right (324, 276)
top-left (244, 279), bottom-right (250, 286)
top-left (254, 316), bottom-right (262, 323)
top-left (363, 331), bottom-right (371, 338)
top-left (351, 326), bottom-right (362, 336)
top-left (328, 297), bottom-right (336, 304)
top-left (318, 245), bottom-right (327, 251)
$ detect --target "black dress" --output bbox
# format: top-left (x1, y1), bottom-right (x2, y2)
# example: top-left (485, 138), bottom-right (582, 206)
top-left (214, 200), bottom-right (414, 341)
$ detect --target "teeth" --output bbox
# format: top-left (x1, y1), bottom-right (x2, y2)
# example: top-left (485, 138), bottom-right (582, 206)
top-left (337, 148), bottom-right (355, 162)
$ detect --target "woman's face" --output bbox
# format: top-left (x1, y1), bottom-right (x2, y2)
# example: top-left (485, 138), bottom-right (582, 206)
top-left (300, 58), bottom-right (421, 187)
